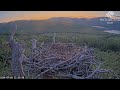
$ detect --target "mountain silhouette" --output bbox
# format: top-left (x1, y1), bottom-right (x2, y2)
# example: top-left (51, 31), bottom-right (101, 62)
top-left (0, 17), bottom-right (120, 33)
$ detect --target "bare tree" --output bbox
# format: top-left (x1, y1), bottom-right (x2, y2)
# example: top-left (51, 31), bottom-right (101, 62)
top-left (9, 23), bottom-right (26, 79)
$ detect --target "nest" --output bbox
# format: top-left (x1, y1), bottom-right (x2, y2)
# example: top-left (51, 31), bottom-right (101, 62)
top-left (23, 42), bottom-right (117, 79)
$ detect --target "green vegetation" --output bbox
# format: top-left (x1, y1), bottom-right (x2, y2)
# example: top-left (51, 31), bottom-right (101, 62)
top-left (0, 27), bottom-right (120, 78)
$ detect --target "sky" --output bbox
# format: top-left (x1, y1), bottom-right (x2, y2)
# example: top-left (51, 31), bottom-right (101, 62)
top-left (0, 11), bottom-right (119, 23)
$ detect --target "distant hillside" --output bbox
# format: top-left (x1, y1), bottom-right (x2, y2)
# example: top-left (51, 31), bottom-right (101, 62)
top-left (48, 17), bottom-right (120, 30)
top-left (0, 17), bottom-right (120, 33)
top-left (0, 23), bottom-right (11, 33)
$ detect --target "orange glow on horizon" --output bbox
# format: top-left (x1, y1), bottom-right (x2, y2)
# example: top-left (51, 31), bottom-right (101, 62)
top-left (0, 11), bottom-right (106, 23)
top-left (1, 16), bottom-right (102, 23)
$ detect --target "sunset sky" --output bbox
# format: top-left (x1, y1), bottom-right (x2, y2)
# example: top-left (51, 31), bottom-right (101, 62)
top-left (0, 11), bottom-right (119, 23)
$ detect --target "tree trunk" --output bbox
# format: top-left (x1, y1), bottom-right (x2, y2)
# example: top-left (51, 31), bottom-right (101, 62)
top-left (9, 34), bottom-right (25, 79)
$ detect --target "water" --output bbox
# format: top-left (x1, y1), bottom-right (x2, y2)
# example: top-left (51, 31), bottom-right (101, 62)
top-left (92, 26), bottom-right (120, 34)
top-left (104, 30), bottom-right (120, 34)
top-left (92, 26), bottom-right (108, 29)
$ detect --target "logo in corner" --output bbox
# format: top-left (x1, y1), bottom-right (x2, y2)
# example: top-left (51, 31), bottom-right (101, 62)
top-left (106, 11), bottom-right (114, 18)
top-left (100, 11), bottom-right (120, 24)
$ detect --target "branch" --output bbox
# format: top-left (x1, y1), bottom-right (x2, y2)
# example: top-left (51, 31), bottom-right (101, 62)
top-left (53, 33), bottom-right (56, 43)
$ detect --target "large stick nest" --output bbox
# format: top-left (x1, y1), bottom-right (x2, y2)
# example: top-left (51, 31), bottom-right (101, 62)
top-left (23, 42), bottom-right (117, 79)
